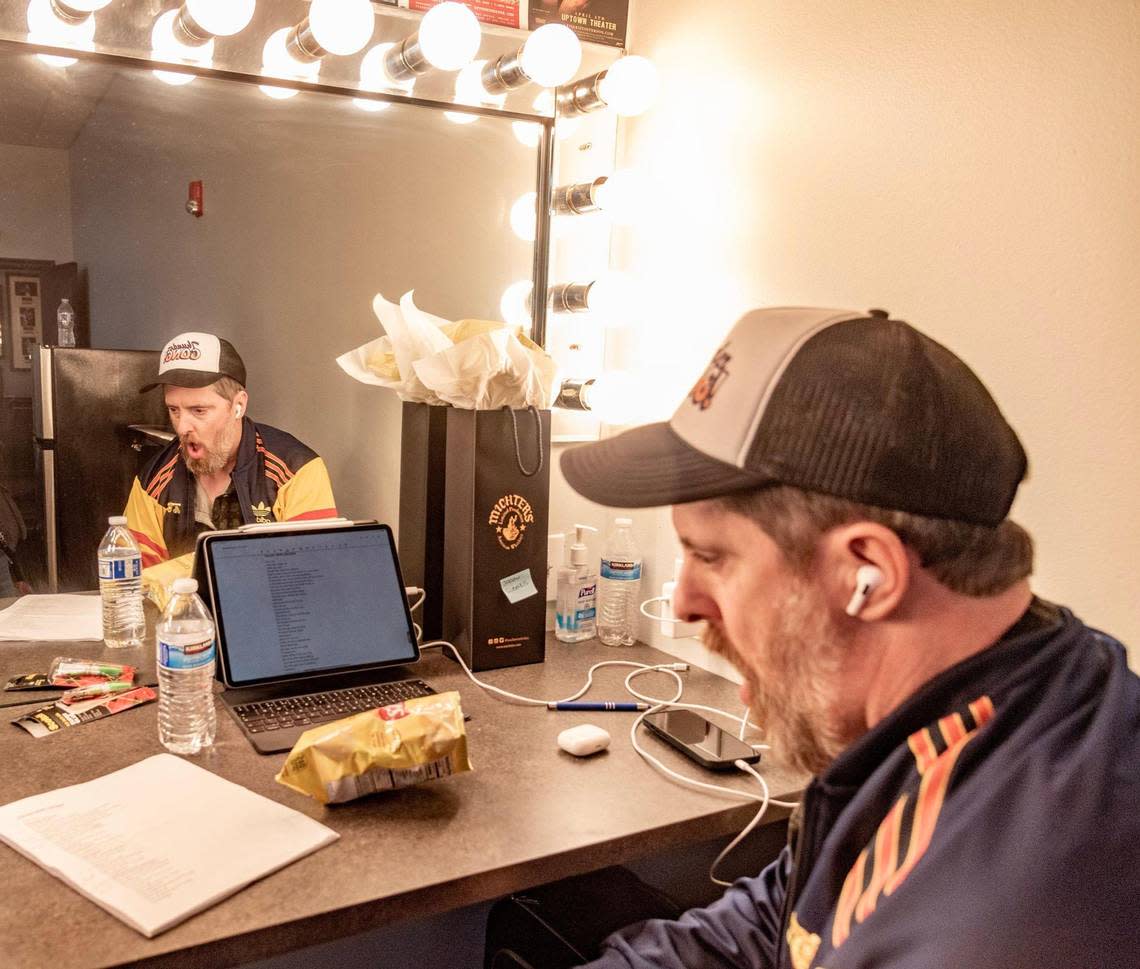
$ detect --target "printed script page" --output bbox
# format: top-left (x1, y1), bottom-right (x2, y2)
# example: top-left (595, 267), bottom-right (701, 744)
top-left (0, 754), bottom-right (338, 937)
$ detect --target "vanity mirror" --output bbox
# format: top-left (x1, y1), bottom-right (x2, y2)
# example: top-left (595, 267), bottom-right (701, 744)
top-left (0, 27), bottom-right (552, 587)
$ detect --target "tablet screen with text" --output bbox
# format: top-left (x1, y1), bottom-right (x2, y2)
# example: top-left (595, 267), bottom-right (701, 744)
top-left (204, 524), bottom-right (418, 687)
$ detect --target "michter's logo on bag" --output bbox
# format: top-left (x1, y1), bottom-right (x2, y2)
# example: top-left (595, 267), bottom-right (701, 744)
top-left (488, 493), bottom-right (534, 551)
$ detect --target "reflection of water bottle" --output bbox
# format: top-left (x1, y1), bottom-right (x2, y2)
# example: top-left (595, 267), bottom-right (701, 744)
top-left (56, 298), bottom-right (76, 347)
top-left (157, 577), bottom-right (216, 755)
top-left (97, 515), bottom-right (143, 648)
top-left (597, 517), bottom-right (642, 647)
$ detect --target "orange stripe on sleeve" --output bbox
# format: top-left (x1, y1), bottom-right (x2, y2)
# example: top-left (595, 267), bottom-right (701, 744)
top-left (832, 849), bottom-right (866, 948)
top-left (287, 508), bottom-right (338, 522)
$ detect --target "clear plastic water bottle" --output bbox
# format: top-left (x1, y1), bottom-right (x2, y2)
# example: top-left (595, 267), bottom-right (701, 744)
top-left (597, 517), bottom-right (643, 647)
top-left (157, 577), bottom-right (216, 755)
top-left (56, 298), bottom-right (76, 347)
top-left (97, 515), bottom-right (144, 648)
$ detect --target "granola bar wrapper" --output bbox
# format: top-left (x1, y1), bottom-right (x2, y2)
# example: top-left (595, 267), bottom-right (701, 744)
top-left (275, 691), bottom-right (471, 805)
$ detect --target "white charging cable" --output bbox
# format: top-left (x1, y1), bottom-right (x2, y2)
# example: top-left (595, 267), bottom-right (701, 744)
top-left (419, 638), bottom-right (799, 884)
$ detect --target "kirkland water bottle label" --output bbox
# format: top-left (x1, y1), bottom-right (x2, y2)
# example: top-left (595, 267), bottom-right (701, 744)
top-left (98, 557), bottom-right (141, 581)
top-left (158, 638), bottom-right (216, 670)
top-left (601, 559), bottom-right (642, 580)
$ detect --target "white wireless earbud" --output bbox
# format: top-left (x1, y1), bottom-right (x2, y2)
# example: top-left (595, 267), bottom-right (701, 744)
top-left (234, 406), bottom-right (242, 418)
top-left (845, 565), bottom-right (886, 617)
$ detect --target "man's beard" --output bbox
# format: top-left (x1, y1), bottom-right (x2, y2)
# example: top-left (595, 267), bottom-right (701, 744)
top-left (704, 582), bottom-right (858, 776)
top-left (182, 420), bottom-right (240, 477)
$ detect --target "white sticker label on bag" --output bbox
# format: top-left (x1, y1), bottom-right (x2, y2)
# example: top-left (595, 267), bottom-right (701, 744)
top-left (500, 569), bottom-right (539, 604)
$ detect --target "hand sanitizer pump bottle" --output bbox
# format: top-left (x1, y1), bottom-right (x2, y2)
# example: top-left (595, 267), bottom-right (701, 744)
top-left (555, 524), bottom-right (598, 643)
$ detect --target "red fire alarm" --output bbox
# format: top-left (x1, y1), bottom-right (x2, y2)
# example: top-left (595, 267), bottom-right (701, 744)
top-left (186, 180), bottom-right (204, 217)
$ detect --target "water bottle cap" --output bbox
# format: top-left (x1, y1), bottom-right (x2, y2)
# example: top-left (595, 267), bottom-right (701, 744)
top-left (172, 578), bottom-right (198, 594)
top-left (107, 515), bottom-right (127, 525)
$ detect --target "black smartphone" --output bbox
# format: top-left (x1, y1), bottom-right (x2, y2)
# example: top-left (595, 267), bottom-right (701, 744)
top-left (642, 709), bottom-right (761, 771)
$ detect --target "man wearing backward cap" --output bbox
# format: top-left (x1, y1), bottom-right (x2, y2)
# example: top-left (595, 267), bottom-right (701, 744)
top-left (125, 332), bottom-right (336, 598)
top-left (561, 308), bottom-right (1138, 969)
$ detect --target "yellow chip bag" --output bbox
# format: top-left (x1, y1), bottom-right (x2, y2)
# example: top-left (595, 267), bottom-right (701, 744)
top-left (275, 691), bottom-right (471, 805)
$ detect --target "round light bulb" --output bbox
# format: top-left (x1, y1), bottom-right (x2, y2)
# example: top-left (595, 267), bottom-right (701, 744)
top-left (583, 371), bottom-right (657, 425)
top-left (585, 273), bottom-right (632, 321)
top-left (500, 280), bottom-right (534, 330)
top-left (510, 193), bottom-right (538, 241)
top-left (27, 0), bottom-right (95, 49)
top-left (361, 43), bottom-right (415, 94)
top-left (260, 84), bottom-right (299, 100)
top-left (592, 171), bottom-right (641, 225)
top-left (262, 27), bottom-right (320, 81)
top-left (418, 1), bottom-right (481, 72)
top-left (151, 9), bottom-right (214, 63)
top-left (597, 55), bottom-right (658, 116)
top-left (154, 69), bottom-right (196, 86)
top-left (520, 23), bottom-right (581, 88)
top-left (185, 0), bottom-right (255, 37)
top-left (454, 59), bottom-right (505, 108)
top-left (512, 120), bottom-right (541, 148)
top-left (308, 0), bottom-right (374, 57)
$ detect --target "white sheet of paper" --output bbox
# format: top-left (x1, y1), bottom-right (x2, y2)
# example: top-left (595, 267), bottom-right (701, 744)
top-left (0, 754), bottom-right (338, 937)
top-left (0, 594), bottom-right (103, 641)
top-left (500, 568), bottom-right (539, 604)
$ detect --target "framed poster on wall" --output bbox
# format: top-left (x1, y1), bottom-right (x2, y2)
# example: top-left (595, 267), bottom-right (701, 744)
top-left (5, 274), bottom-right (42, 371)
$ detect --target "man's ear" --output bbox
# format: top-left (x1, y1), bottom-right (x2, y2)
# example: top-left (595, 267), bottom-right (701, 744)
top-left (817, 523), bottom-right (911, 621)
top-left (233, 389), bottom-right (249, 419)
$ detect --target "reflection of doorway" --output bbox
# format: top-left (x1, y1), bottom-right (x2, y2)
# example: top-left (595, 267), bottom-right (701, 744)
top-left (1, 258), bottom-right (89, 590)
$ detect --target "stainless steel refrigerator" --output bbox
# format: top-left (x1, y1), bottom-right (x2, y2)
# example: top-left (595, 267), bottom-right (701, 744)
top-left (32, 346), bottom-right (171, 592)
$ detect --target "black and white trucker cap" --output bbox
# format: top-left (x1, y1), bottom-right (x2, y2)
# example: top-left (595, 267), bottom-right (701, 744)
top-left (140, 332), bottom-right (247, 392)
top-left (560, 308), bottom-right (1028, 526)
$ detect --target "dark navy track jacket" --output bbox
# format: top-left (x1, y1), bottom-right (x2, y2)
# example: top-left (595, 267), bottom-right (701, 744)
top-left (584, 601), bottom-right (1140, 968)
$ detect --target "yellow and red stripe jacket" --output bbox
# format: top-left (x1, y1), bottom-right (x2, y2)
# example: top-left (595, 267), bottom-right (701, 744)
top-left (584, 600), bottom-right (1140, 969)
top-left (124, 418), bottom-right (337, 574)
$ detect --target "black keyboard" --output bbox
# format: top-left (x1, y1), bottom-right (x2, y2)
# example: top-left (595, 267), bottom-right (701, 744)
top-left (233, 679), bottom-right (437, 734)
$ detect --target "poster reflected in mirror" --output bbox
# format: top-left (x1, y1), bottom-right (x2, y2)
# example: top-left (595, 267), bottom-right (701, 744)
top-left (6, 274), bottom-right (41, 370)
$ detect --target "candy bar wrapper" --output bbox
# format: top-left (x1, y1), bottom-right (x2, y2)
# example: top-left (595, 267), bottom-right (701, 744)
top-left (5, 673), bottom-right (54, 691)
top-left (276, 691), bottom-right (471, 805)
top-left (12, 687), bottom-right (157, 738)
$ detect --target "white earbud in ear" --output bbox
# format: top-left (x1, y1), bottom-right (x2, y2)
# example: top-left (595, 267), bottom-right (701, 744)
top-left (234, 406), bottom-right (242, 418)
top-left (845, 565), bottom-right (886, 617)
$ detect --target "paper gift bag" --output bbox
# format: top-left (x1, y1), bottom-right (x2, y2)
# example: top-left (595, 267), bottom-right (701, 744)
top-left (398, 402), bottom-right (449, 641)
top-left (442, 406), bottom-right (551, 671)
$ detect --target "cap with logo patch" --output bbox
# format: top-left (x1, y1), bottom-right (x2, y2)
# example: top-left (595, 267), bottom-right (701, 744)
top-left (560, 308), bottom-right (1028, 526)
top-left (140, 332), bottom-right (247, 393)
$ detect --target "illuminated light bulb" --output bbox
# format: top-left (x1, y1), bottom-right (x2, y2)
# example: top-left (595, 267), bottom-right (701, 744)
top-left (259, 84), bottom-right (298, 100)
top-left (26, 0), bottom-right (95, 64)
top-left (509, 193), bottom-right (537, 241)
top-left (530, 90), bottom-right (579, 141)
top-left (519, 23), bottom-right (581, 88)
top-left (183, 0), bottom-right (255, 38)
top-left (512, 120), bottom-right (542, 148)
top-left (591, 171), bottom-right (642, 224)
top-left (262, 27), bottom-right (320, 81)
top-left (549, 274), bottom-right (633, 324)
top-left (583, 371), bottom-right (653, 425)
top-left (360, 43), bottom-right (415, 96)
top-left (418, 1), bottom-right (480, 71)
top-left (307, 0), bottom-right (374, 57)
top-left (353, 97), bottom-right (389, 113)
top-left (444, 109), bottom-right (478, 125)
top-left (597, 55), bottom-right (658, 116)
top-left (500, 280), bottom-right (534, 330)
top-left (151, 8), bottom-right (212, 83)
top-left (455, 60), bottom-right (505, 108)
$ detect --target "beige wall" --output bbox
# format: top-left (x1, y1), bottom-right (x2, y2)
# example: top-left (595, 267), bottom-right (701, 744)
top-left (549, 0), bottom-right (1139, 664)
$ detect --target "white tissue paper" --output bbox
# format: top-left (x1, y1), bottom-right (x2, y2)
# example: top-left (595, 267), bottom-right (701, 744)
top-left (336, 291), bottom-right (556, 409)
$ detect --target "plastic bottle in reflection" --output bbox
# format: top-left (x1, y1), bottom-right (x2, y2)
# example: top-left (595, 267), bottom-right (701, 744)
top-left (97, 515), bottom-right (144, 648)
top-left (56, 298), bottom-right (76, 347)
top-left (156, 577), bottom-right (216, 755)
top-left (597, 517), bottom-right (642, 647)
